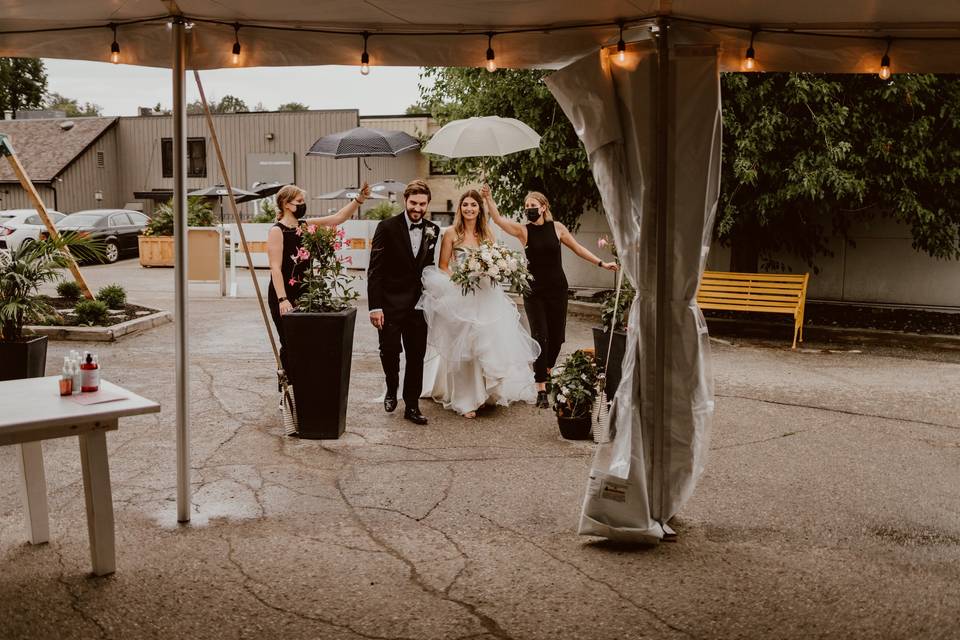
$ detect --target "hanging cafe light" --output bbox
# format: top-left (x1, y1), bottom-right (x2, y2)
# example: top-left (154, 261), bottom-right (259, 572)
top-left (879, 37), bottom-right (892, 80)
top-left (232, 23), bottom-right (241, 65)
top-left (360, 31), bottom-right (370, 75)
top-left (485, 32), bottom-right (497, 72)
top-left (743, 29), bottom-right (757, 71)
top-left (616, 22), bottom-right (626, 62)
top-left (110, 23), bottom-right (120, 64)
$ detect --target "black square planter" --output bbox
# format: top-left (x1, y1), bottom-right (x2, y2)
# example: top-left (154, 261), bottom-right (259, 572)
top-left (283, 307), bottom-right (357, 439)
top-left (592, 327), bottom-right (626, 398)
top-left (0, 335), bottom-right (48, 382)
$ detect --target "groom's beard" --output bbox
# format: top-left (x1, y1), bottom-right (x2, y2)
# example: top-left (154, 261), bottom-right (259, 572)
top-left (407, 210), bottom-right (425, 221)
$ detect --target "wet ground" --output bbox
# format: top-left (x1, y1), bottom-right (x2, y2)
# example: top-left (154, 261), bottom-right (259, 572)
top-left (1, 261), bottom-right (958, 639)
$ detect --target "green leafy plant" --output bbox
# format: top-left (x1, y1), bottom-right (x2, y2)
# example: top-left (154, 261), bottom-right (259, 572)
top-left (74, 299), bottom-right (109, 326)
top-left (288, 223), bottom-right (358, 312)
top-left (549, 350), bottom-right (599, 418)
top-left (252, 198), bottom-right (278, 223)
top-left (143, 197), bottom-right (215, 236)
top-left (0, 236), bottom-right (101, 341)
top-left (56, 280), bottom-right (82, 301)
top-left (96, 284), bottom-right (127, 309)
top-left (363, 201), bottom-right (401, 221)
top-left (599, 282), bottom-right (635, 332)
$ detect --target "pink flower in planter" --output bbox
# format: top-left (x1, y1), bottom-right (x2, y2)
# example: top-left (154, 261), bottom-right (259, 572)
top-left (334, 241), bottom-right (343, 251)
top-left (598, 237), bottom-right (608, 249)
top-left (307, 225), bottom-right (317, 234)
top-left (336, 227), bottom-right (346, 238)
top-left (342, 256), bottom-right (353, 265)
top-left (297, 247), bottom-right (311, 261)
top-left (288, 277), bottom-right (298, 286)
top-left (295, 225), bottom-right (303, 236)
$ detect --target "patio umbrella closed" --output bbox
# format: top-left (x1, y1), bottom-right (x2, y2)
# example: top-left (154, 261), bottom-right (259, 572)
top-left (187, 184), bottom-right (259, 199)
top-left (315, 187), bottom-right (387, 201)
top-left (306, 127), bottom-right (420, 159)
top-left (235, 181), bottom-right (286, 204)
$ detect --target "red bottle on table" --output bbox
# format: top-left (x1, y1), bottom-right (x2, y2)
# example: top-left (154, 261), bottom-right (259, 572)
top-left (80, 352), bottom-right (100, 392)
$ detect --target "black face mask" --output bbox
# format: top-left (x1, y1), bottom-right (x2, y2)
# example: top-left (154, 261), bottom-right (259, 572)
top-left (524, 207), bottom-right (541, 222)
top-left (293, 203), bottom-right (307, 219)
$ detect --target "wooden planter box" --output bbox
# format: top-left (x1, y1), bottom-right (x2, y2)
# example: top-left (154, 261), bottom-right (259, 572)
top-left (138, 228), bottom-right (221, 281)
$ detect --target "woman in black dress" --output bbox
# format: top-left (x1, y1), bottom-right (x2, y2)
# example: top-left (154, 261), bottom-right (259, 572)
top-left (482, 185), bottom-right (618, 408)
top-left (267, 182), bottom-right (371, 379)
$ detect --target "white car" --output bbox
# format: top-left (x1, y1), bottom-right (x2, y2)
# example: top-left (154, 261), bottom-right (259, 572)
top-left (0, 209), bottom-right (66, 253)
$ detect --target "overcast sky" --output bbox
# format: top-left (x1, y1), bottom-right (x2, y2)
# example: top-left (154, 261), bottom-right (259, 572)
top-left (42, 59), bottom-right (426, 116)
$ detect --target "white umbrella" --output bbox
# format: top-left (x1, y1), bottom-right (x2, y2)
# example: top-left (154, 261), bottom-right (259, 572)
top-left (423, 116), bottom-right (541, 158)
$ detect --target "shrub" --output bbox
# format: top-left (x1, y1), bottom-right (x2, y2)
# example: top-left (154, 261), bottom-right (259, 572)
top-left (74, 299), bottom-right (109, 326)
top-left (143, 197), bottom-right (215, 236)
top-left (252, 199), bottom-right (278, 223)
top-left (56, 280), bottom-right (83, 301)
top-left (96, 283), bottom-right (127, 309)
top-left (599, 281), bottom-right (635, 332)
top-left (550, 350), bottom-right (599, 418)
top-left (364, 201), bottom-right (400, 221)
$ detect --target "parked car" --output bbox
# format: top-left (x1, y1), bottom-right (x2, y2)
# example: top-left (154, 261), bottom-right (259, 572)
top-left (0, 209), bottom-right (66, 252)
top-left (48, 209), bottom-right (150, 263)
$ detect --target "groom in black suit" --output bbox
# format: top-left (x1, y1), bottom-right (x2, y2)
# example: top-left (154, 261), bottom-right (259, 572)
top-left (367, 179), bottom-right (440, 425)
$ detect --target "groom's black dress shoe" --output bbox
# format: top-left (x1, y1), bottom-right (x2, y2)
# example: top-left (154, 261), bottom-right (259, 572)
top-left (384, 393), bottom-right (398, 413)
top-left (403, 407), bottom-right (428, 425)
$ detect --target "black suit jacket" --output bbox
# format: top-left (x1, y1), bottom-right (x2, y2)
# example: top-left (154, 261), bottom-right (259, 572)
top-left (367, 212), bottom-right (440, 315)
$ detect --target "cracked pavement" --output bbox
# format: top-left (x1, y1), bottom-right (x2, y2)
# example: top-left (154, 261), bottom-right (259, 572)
top-left (1, 261), bottom-right (959, 639)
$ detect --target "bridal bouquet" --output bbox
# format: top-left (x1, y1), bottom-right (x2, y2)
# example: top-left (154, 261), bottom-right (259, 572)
top-left (450, 241), bottom-right (532, 296)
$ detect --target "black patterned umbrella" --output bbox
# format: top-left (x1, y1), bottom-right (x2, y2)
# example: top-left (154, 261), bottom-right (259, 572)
top-left (306, 127), bottom-right (420, 158)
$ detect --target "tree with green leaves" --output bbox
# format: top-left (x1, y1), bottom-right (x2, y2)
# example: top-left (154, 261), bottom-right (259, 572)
top-left (45, 92), bottom-right (103, 117)
top-left (720, 72), bottom-right (960, 271)
top-left (0, 58), bottom-right (47, 119)
top-left (278, 102), bottom-right (309, 111)
top-left (187, 94), bottom-right (249, 115)
top-left (417, 67), bottom-right (599, 229)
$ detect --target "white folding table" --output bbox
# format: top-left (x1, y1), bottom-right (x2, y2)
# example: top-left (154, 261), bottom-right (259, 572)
top-left (0, 376), bottom-right (160, 576)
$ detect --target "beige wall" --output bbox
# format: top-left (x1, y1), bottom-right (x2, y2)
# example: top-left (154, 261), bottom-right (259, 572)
top-left (57, 125), bottom-right (121, 212)
top-left (0, 184), bottom-right (57, 212)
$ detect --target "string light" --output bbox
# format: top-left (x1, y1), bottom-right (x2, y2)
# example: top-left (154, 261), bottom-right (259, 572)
top-left (879, 37), bottom-right (892, 79)
top-left (110, 23), bottom-right (120, 64)
top-left (743, 30), bottom-right (757, 71)
top-left (616, 22), bottom-right (626, 62)
top-left (485, 32), bottom-right (497, 72)
top-left (360, 31), bottom-right (370, 75)
top-left (232, 23), bottom-right (241, 65)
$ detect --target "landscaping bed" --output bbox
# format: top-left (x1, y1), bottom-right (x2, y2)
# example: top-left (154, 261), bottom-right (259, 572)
top-left (38, 295), bottom-right (162, 327)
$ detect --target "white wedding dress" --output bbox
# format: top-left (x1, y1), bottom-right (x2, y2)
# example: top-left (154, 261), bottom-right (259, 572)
top-left (417, 247), bottom-right (540, 415)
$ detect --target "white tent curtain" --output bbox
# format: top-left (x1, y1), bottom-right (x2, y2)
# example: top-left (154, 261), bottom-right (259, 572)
top-left (546, 40), bottom-right (720, 542)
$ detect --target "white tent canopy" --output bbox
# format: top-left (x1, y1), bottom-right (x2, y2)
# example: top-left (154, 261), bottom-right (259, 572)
top-left (4, 1), bottom-right (959, 532)
top-left (2, 1), bottom-right (960, 72)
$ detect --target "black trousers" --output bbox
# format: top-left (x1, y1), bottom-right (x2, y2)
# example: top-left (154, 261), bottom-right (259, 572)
top-left (378, 309), bottom-right (428, 407)
top-left (524, 296), bottom-right (568, 384)
top-left (268, 293), bottom-right (291, 382)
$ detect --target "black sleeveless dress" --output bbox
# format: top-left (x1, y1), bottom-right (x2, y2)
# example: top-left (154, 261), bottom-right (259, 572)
top-left (268, 221), bottom-right (310, 376)
top-left (523, 221), bottom-right (569, 383)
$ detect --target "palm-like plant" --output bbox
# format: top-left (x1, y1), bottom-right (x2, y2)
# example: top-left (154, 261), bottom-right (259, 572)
top-left (0, 237), bottom-right (101, 341)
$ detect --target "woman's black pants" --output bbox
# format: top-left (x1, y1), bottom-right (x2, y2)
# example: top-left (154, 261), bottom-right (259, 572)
top-left (524, 295), bottom-right (567, 384)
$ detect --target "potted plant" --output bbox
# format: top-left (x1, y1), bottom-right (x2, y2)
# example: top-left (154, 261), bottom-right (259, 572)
top-left (0, 237), bottom-right (99, 381)
top-left (550, 349), bottom-right (599, 440)
top-left (283, 223), bottom-right (358, 439)
top-left (138, 196), bottom-right (215, 268)
top-left (592, 235), bottom-right (634, 397)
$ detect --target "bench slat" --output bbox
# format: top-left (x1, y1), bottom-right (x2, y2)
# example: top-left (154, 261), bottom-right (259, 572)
top-left (699, 302), bottom-right (798, 314)
top-left (699, 286), bottom-right (804, 297)
top-left (702, 271), bottom-right (807, 282)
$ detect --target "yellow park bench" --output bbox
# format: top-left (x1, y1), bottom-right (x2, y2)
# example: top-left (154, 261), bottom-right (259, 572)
top-left (697, 270), bottom-right (810, 349)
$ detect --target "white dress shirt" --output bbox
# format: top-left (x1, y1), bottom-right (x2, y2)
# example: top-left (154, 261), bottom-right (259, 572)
top-left (404, 210), bottom-right (423, 256)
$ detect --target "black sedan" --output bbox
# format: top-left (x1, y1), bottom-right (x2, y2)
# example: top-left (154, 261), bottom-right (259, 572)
top-left (49, 209), bottom-right (150, 263)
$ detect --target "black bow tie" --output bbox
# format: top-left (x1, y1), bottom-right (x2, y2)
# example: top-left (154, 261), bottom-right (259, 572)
top-left (409, 221), bottom-right (424, 230)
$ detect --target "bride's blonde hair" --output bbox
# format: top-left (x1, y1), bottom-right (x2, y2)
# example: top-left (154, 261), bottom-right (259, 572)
top-left (452, 190), bottom-right (494, 246)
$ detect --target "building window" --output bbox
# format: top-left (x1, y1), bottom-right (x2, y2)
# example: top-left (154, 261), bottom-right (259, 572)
top-left (96, 150), bottom-right (105, 168)
top-left (161, 138), bottom-right (207, 178)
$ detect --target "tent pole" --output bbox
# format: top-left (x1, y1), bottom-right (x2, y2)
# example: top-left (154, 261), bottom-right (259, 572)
top-left (172, 18), bottom-right (191, 524)
top-left (652, 15), bottom-right (671, 526)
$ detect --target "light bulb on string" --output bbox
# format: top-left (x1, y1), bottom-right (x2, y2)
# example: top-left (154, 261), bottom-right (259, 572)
top-left (360, 32), bottom-right (370, 75)
top-left (879, 38), bottom-right (892, 80)
top-left (232, 24), bottom-right (241, 65)
top-left (616, 22), bottom-right (625, 62)
top-left (110, 24), bottom-right (120, 64)
top-left (743, 30), bottom-right (757, 71)
top-left (485, 33), bottom-right (497, 72)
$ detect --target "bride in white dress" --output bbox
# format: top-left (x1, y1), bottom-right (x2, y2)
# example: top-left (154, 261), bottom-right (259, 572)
top-left (417, 189), bottom-right (540, 418)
